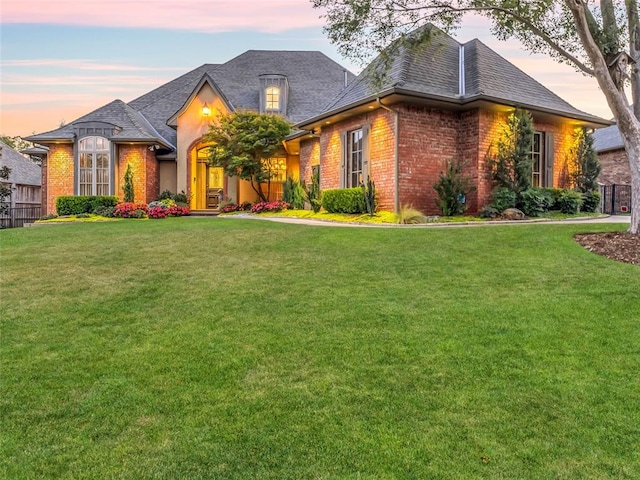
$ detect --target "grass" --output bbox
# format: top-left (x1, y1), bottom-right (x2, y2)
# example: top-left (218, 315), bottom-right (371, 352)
top-left (1, 218), bottom-right (639, 479)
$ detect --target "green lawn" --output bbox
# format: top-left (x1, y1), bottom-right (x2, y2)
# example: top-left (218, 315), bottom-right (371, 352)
top-left (1, 218), bottom-right (638, 479)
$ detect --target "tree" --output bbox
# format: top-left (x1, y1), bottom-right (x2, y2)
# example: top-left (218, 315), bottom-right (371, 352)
top-left (0, 166), bottom-right (12, 218)
top-left (433, 158), bottom-right (476, 215)
top-left (123, 163), bottom-right (135, 203)
top-left (489, 109), bottom-right (535, 196)
top-left (569, 127), bottom-right (601, 193)
top-left (204, 111), bottom-right (291, 202)
top-left (311, 0), bottom-right (640, 234)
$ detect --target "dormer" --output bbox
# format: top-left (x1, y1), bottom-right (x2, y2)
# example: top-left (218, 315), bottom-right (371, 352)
top-left (259, 74), bottom-right (289, 115)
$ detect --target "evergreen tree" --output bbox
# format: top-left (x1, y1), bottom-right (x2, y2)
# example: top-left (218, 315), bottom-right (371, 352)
top-left (123, 163), bottom-right (135, 203)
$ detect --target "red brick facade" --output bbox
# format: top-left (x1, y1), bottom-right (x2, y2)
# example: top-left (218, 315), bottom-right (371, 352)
top-left (43, 144), bottom-right (74, 215)
top-left (300, 104), bottom-right (581, 215)
top-left (41, 142), bottom-right (159, 214)
top-left (118, 145), bottom-right (159, 204)
top-left (598, 149), bottom-right (631, 185)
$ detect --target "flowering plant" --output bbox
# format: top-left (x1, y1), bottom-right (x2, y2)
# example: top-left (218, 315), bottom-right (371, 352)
top-left (147, 203), bottom-right (190, 219)
top-left (114, 202), bottom-right (148, 218)
top-left (250, 201), bottom-right (290, 213)
top-left (221, 201), bottom-right (252, 213)
top-left (148, 205), bottom-right (169, 219)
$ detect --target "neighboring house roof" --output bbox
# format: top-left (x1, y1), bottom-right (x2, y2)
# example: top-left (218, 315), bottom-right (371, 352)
top-left (301, 26), bottom-right (609, 128)
top-left (0, 141), bottom-right (41, 186)
top-left (593, 124), bottom-right (625, 153)
top-left (26, 100), bottom-right (174, 149)
top-left (27, 51), bottom-right (355, 152)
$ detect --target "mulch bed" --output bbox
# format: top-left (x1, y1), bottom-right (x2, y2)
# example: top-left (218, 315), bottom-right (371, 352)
top-left (574, 232), bottom-right (640, 266)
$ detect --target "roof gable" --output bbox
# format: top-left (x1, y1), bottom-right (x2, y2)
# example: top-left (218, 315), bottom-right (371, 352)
top-left (166, 73), bottom-right (234, 127)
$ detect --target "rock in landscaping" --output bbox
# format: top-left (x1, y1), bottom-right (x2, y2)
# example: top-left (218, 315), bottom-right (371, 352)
top-left (502, 208), bottom-right (526, 220)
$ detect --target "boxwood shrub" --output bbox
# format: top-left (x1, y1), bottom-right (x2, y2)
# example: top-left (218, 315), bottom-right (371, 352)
top-left (56, 196), bottom-right (119, 215)
top-left (321, 188), bottom-right (366, 214)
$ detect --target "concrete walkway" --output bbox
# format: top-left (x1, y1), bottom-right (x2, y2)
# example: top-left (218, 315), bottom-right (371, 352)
top-left (217, 214), bottom-right (632, 228)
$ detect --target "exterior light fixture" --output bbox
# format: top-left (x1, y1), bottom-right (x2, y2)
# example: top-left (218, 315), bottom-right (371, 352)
top-left (202, 103), bottom-right (211, 117)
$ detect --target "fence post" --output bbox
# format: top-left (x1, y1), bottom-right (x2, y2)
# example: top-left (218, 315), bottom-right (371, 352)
top-left (611, 184), bottom-right (616, 215)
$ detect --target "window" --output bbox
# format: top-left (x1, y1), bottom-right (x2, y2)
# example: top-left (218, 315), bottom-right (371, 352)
top-left (347, 129), bottom-right (363, 187)
top-left (265, 86), bottom-right (280, 111)
top-left (266, 157), bottom-right (287, 182)
top-left (79, 136), bottom-right (110, 195)
top-left (531, 132), bottom-right (544, 188)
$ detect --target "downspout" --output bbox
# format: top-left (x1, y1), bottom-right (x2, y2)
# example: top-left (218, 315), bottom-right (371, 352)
top-left (376, 98), bottom-right (400, 213)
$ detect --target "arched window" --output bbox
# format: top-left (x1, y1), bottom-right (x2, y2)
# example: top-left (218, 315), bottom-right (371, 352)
top-left (78, 136), bottom-right (110, 196)
top-left (265, 86), bottom-right (280, 111)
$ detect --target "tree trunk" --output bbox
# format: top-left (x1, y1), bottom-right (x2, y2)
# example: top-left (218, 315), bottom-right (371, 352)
top-left (567, 0), bottom-right (640, 234)
top-left (628, 0), bottom-right (640, 120)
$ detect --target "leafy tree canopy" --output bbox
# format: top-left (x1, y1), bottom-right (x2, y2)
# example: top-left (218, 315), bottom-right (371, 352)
top-left (204, 111), bottom-right (291, 202)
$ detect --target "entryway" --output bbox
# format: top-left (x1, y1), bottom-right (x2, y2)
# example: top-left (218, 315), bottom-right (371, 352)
top-left (195, 147), bottom-right (224, 210)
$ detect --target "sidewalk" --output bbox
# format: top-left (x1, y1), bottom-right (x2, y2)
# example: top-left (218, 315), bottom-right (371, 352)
top-left (218, 214), bottom-right (632, 228)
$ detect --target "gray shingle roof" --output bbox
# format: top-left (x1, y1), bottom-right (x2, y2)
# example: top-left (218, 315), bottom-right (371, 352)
top-left (310, 26), bottom-right (607, 125)
top-left (593, 124), bottom-right (624, 152)
top-left (129, 51), bottom-right (356, 148)
top-left (0, 141), bottom-right (41, 186)
top-left (26, 99), bottom-right (174, 148)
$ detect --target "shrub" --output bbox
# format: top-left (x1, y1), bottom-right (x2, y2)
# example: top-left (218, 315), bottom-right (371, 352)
top-left (158, 190), bottom-right (173, 200)
top-left (480, 205), bottom-right (501, 218)
top-left (362, 176), bottom-right (377, 216)
top-left (396, 205), bottom-right (426, 224)
top-left (539, 188), bottom-right (564, 210)
top-left (490, 187), bottom-right (517, 212)
top-left (581, 190), bottom-right (601, 213)
top-left (123, 163), bottom-right (135, 203)
top-left (433, 159), bottom-right (475, 216)
top-left (159, 198), bottom-right (176, 207)
top-left (168, 205), bottom-right (189, 217)
top-left (250, 201), bottom-right (289, 213)
top-left (56, 196), bottom-right (118, 215)
top-left (93, 205), bottom-right (116, 218)
top-left (282, 176), bottom-right (306, 210)
top-left (519, 188), bottom-right (552, 217)
top-left (321, 188), bottom-right (366, 214)
top-left (172, 191), bottom-right (189, 204)
top-left (114, 202), bottom-right (148, 218)
top-left (304, 167), bottom-right (322, 213)
top-left (39, 214), bottom-right (58, 221)
top-left (558, 190), bottom-right (583, 214)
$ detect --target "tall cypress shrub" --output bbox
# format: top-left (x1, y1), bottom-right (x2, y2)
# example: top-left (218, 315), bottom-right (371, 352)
top-left (123, 163), bottom-right (134, 203)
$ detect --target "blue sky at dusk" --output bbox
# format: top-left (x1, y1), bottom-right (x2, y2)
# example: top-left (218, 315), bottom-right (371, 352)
top-left (1, 0), bottom-right (610, 137)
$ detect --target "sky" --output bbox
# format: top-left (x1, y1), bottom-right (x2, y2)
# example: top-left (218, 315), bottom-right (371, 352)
top-left (0, 0), bottom-right (613, 138)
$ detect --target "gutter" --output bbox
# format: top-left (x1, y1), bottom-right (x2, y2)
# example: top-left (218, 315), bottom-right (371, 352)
top-left (376, 98), bottom-right (400, 213)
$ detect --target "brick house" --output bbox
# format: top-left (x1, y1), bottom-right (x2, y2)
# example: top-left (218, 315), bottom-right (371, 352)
top-left (27, 27), bottom-right (610, 215)
top-left (27, 51), bottom-right (354, 214)
top-left (292, 27), bottom-right (611, 214)
top-left (593, 124), bottom-right (630, 185)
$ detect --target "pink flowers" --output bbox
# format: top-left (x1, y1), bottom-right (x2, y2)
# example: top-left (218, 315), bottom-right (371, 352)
top-left (221, 201), bottom-right (252, 213)
top-left (113, 201), bottom-right (190, 219)
top-left (250, 201), bottom-right (290, 213)
top-left (114, 203), bottom-right (148, 218)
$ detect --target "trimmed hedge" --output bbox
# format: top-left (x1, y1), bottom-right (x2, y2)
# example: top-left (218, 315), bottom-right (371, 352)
top-left (321, 188), bottom-right (366, 214)
top-left (56, 196), bottom-right (119, 216)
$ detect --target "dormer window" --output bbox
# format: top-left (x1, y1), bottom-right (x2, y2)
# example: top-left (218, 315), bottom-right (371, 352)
top-left (259, 74), bottom-right (288, 115)
top-left (265, 86), bottom-right (280, 111)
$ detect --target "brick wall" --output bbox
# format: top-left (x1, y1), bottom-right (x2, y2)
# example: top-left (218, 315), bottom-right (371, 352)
top-left (118, 145), bottom-right (158, 203)
top-left (598, 149), bottom-right (630, 185)
top-left (298, 104), bottom-right (581, 215)
top-left (44, 144), bottom-right (74, 214)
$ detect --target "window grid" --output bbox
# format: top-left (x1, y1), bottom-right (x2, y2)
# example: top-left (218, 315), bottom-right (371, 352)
top-left (531, 132), bottom-right (543, 188)
top-left (79, 136), bottom-right (110, 196)
top-left (265, 86), bottom-right (280, 111)
top-left (348, 129), bottom-right (363, 187)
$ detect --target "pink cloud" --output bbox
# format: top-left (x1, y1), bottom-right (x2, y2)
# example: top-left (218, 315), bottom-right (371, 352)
top-left (2, 0), bottom-right (325, 33)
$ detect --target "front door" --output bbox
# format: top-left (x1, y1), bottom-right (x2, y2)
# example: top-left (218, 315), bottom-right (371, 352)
top-left (196, 146), bottom-right (224, 210)
top-left (207, 166), bottom-right (224, 209)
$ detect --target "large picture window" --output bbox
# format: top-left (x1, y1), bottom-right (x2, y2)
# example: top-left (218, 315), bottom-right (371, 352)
top-left (348, 129), bottom-right (363, 187)
top-left (79, 136), bottom-right (110, 195)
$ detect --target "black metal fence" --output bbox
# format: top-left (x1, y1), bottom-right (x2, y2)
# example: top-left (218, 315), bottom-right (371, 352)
top-left (0, 206), bottom-right (42, 228)
top-left (600, 184), bottom-right (632, 215)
